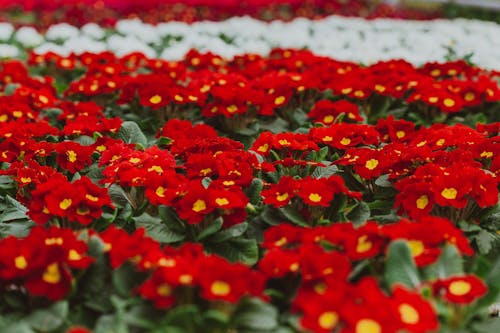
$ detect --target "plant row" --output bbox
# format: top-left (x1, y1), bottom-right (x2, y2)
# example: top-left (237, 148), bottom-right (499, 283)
top-left (1, 15), bottom-right (499, 70)
top-left (0, 50), bottom-right (499, 332)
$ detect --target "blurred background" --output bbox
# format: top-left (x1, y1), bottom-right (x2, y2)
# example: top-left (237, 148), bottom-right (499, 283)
top-left (1, 0), bottom-right (500, 28)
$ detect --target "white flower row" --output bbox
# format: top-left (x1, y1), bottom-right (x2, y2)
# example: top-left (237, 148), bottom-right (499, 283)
top-left (1, 15), bottom-right (500, 69)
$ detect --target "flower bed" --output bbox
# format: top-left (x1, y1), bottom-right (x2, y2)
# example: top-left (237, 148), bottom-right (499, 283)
top-left (2, 15), bottom-right (500, 70)
top-left (0, 47), bottom-right (499, 332)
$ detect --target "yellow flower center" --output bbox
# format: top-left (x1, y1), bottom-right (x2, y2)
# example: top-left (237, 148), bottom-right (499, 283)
top-left (365, 159), bottom-right (379, 170)
top-left (480, 151), bottom-right (493, 158)
top-left (215, 198), bottom-right (229, 206)
top-left (42, 263), bottom-right (61, 284)
top-left (192, 199), bottom-right (207, 212)
top-left (323, 115), bottom-right (334, 123)
top-left (157, 284), bottom-right (172, 297)
top-left (278, 139), bottom-right (290, 146)
top-left (416, 195), bottom-right (429, 209)
top-left (149, 95), bottom-right (162, 104)
top-left (399, 303), bottom-right (420, 324)
top-left (179, 274), bottom-right (193, 285)
top-left (274, 237), bottom-right (287, 247)
top-left (274, 96), bottom-right (286, 105)
top-left (86, 194), bottom-right (99, 202)
top-left (14, 256), bottom-right (27, 270)
top-left (464, 92), bottom-right (475, 101)
top-left (441, 188), bottom-right (458, 200)
top-left (318, 311), bottom-right (339, 330)
top-left (408, 240), bottom-right (425, 257)
top-left (356, 235), bottom-right (372, 253)
top-left (449, 281), bottom-right (472, 296)
top-left (211, 280), bottom-right (231, 296)
top-left (45, 237), bottom-right (63, 246)
top-left (227, 104), bottom-right (238, 113)
top-left (68, 249), bottom-right (82, 261)
top-left (67, 150), bottom-right (77, 163)
top-left (308, 193), bottom-right (322, 203)
top-left (356, 319), bottom-right (382, 333)
top-left (155, 186), bottom-right (165, 198)
top-left (257, 144), bottom-right (269, 153)
top-left (276, 193), bottom-right (289, 202)
top-left (340, 137), bottom-right (351, 145)
top-left (59, 198), bottom-right (72, 210)
top-left (443, 98), bottom-right (455, 107)
top-left (314, 282), bottom-right (328, 295)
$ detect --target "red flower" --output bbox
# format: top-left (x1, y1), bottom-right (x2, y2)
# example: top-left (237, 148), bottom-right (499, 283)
top-left (433, 275), bottom-right (488, 304)
top-left (198, 256), bottom-right (265, 303)
top-left (390, 287), bottom-right (439, 333)
top-left (308, 99), bottom-right (363, 125)
top-left (261, 176), bottom-right (297, 207)
top-left (296, 177), bottom-right (335, 207)
top-left (55, 141), bottom-right (94, 173)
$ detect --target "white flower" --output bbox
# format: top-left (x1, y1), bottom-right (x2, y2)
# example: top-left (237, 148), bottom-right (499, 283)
top-left (34, 43), bottom-right (70, 57)
top-left (0, 23), bottom-right (13, 41)
top-left (15, 27), bottom-right (43, 47)
top-left (81, 23), bottom-right (106, 40)
top-left (24, 15), bottom-right (500, 70)
top-left (45, 23), bottom-right (80, 41)
top-left (63, 36), bottom-right (107, 54)
top-left (0, 44), bottom-right (19, 58)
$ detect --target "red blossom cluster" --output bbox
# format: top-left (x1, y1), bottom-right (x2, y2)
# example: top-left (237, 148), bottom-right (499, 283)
top-left (0, 49), bottom-right (498, 332)
top-left (0, 227), bottom-right (93, 300)
top-left (0, 0), bottom-right (438, 28)
top-left (261, 220), bottom-right (483, 333)
top-left (29, 50), bottom-right (500, 123)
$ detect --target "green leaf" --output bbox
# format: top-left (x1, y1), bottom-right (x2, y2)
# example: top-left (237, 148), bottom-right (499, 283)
top-left (205, 238), bottom-right (259, 265)
top-left (203, 309), bottom-right (230, 327)
top-left (384, 241), bottom-right (420, 289)
top-left (108, 185), bottom-right (132, 208)
top-left (0, 195), bottom-right (29, 223)
top-left (260, 206), bottom-right (282, 226)
top-left (134, 213), bottom-right (185, 243)
top-left (196, 217), bottom-right (223, 241)
top-left (209, 222), bottom-right (248, 243)
top-left (74, 135), bottom-right (96, 146)
top-left (158, 205), bottom-right (185, 232)
top-left (80, 240), bottom-right (113, 313)
top-left (475, 229), bottom-right (500, 255)
top-left (112, 262), bottom-right (140, 297)
top-left (0, 175), bottom-right (14, 190)
top-left (374, 174), bottom-right (392, 187)
top-left (117, 121), bottom-right (148, 147)
top-left (0, 220), bottom-right (34, 238)
top-left (424, 244), bottom-right (463, 280)
top-left (26, 301), bottom-right (68, 331)
top-left (0, 322), bottom-right (35, 333)
top-left (247, 178), bottom-right (263, 205)
top-left (232, 298), bottom-right (278, 331)
top-left (163, 305), bottom-right (201, 330)
top-left (279, 206), bottom-right (308, 227)
top-left (346, 201), bottom-right (370, 227)
top-left (201, 177), bottom-right (212, 189)
top-left (94, 314), bottom-right (128, 333)
top-left (471, 318), bottom-right (500, 333)
top-left (311, 164), bottom-right (339, 179)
